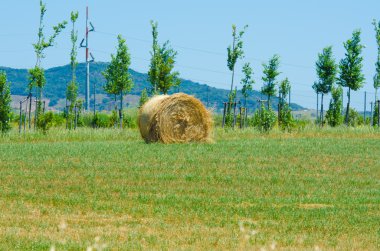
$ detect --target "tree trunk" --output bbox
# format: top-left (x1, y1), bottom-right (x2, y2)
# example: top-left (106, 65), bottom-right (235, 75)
top-left (320, 93), bottom-right (324, 126)
top-left (114, 95), bottom-right (117, 128)
top-left (28, 92), bottom-right (32, 130)
top-left (120, 92), bottom-right (123, 129)
top-left (345, 88), bottom-right (351, 125)
top-left (230, 67), bottom-right (235, 94)
top-left (267, 94), bottom-right (271, 110)
top-left (316, 93), bottom-right (319, 125)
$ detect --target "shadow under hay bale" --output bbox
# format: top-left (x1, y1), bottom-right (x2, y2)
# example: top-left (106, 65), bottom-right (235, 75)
top-left (138, 93), bottom-right (213, 143)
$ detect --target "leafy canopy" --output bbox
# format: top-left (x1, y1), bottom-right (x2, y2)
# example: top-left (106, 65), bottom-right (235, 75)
top-left (261, 55), bottom-right (281, 100)
top-left (147, 21), bottom-right (180, 95)
top-left (372, 19), bottom-right (380, 92)
top-left (103, 35), bottom-right (134, 97)
top-left (313, 46), bottom-right (337, 95)
top-left (338, 30), bottom-right (365, 91)
top-left (0, 72), bottom-right (12, 133)
top-left (227, 25), bottom-right (248, 71)
top-left (240, 62), bottom-right (254, 100)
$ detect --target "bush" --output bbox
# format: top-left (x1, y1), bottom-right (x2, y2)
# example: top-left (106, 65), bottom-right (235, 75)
top-left (37, 112), bottom-right (54, 134)
top-left (278, 104), bottom-right (294, 131)
top-left (251, 105), bottom-right (277, 132)
top-left (347, 108), bottom-right (364, 127)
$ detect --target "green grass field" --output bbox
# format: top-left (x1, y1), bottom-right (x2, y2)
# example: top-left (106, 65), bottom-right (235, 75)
top-left (0, 128), bottom-right (379, 250)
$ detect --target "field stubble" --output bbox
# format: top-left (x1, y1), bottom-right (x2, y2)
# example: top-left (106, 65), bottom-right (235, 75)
top-left (0, 127), bottom-right (379, 250)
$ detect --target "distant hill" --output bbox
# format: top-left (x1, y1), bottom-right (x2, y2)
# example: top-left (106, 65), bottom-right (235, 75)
top-left (0, 62), bottom-right (304, 112)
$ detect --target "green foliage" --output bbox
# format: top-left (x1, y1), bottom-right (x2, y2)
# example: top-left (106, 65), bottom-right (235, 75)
top-left (28, 66), bottom-right (46, 91)
top-left (279, 78), bottom-right (291, 103)
top-left (240, 62), bottom-right (254, 106)
top-left (37, 111), bottom-right (54, 134)
top-left (326, 85), bottom-right (343, 127)
top-left (374, 102), bottom-right (379, 126)
top-left (338, 30), bottom-right (365, 124)
top-left (373, 19), bottom-right (380, 98)
top-left (227, 24), bottom-right (248, 93)
top-left (0, 72), bottom-right (12, 133)
top-left (313, 46), bottom-right (337, 95)
top-left (347, 108), bottom-right (364, 127)
top-left (148, 21), bottom-right (180, 95)
top-left (261, 55), bottom-right (281, 107)
top-left (279, 103), bottom-right (294, 131)
top-left (252, 105), bottom-right (277, 132)
top-left (33, 1), bottom-right (67, 65)
top-left (103, 35), bottom-right (133, 98)
top-left (139, 88), bottom-right (148, 108)
top-left (67, 10), bottom-right (79, 112)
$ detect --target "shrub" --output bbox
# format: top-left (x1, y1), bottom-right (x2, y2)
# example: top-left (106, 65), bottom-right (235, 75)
top-left (278, 103), bottom-right (294, 131)
top-left (252, 105), bottom-right (276, 132)
top-left (37, 112), bottom-right (54, 134)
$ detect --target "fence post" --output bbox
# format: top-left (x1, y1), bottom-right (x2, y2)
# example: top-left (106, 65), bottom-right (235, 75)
top-left (19, 101), bottom-right (22, 133)
top-left (28, 93), bottom-right (32, 130)
top-left (222, 102), bottom-right (227, 128)
top-left (245, 107), bottom-right (248, 128)
top-left (316, 93), bottom-right (319, 125)
top-left (74, 104), bottom-right (78, 130)
top-left (34, 100), bottom-right (38, 130)
top-left (232, 102), bottom-right (237, 129)
top-left (239, 106), bottom-right (243, 129)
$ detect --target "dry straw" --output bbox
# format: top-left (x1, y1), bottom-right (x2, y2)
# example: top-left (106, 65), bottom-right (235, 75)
top-left (138, 93), bottom-right (213, 143)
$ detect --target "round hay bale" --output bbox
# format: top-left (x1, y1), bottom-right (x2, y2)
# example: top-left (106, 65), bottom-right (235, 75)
top-left (138, 93), bottom-right (212, 143)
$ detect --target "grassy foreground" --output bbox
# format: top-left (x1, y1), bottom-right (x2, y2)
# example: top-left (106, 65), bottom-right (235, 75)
top-left (0, 128), bottom-right (379, 250)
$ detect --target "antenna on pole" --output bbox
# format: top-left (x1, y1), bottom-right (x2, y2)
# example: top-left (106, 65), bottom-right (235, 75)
top-left (80, 6), bottom-right (95, 111)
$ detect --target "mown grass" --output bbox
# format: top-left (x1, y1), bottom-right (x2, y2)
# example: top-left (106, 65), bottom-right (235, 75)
top-left (0, 127), bottom-right (379, 250)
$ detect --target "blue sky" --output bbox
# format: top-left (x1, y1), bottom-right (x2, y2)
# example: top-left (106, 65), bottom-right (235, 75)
top-left (1, 0), bottom-right (380, 109)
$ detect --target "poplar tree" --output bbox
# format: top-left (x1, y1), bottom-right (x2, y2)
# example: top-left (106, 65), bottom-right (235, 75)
top-left (373, 19), bottom-right (380, 102)
top-left (139, 88), bottom-right (148, 108)
top-left (66, 11), bottom-right (79, 128)
top-left (313, 46), bottom-right (337, 125)
top-left (338, 30), bottom-right (365, 124)
top-left (103, 35), bottom-right (134, 128)
top-left (373, 19), bottom-right (380, 125)
top-left (0, 72), bottom-right (12, 133)
top-left (278, 78), bottom-right (293, 130)
top-left (148, 21), bottom-right (180, 95)
top-left (29, 0), bottom-right (66, 123)
top-left (227, 24), bottom-right (248, 96)
top-left (240, 62), bottom-right (254, 107)
top-left (326, 85), bottom-right (343, 127)
top-left (261, 55), bottom-right (280, 109)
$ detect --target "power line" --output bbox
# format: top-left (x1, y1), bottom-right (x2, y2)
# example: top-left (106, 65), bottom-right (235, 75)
top-left (94, 30), bottom-right (316, 70)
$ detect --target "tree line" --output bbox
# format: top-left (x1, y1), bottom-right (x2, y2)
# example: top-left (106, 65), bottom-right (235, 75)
top-left (1, 1), bottom-right (380, 133)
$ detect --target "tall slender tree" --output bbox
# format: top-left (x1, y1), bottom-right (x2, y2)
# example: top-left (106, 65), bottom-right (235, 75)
top-left (279, 78), bottom-right (291, 106)
top-left (338, 30), bottom-right (365, 124)
top-left (148, 21), bottom-right (159, 95)
top-left (325, 85), bottom-right (343, 127)
top-left (312, 46), bottom-right (337, 124)
top-left (261, 55), bottom-right (280, 109)
top-left (227, 24), bottom-right (248, 96)
top-left (240, 62), bottom-right (254, 107)
top-left (103, 35), bottom-right (134, 128)
top-left (373, 19), bottom-right (380, 125)
top-left (148, 21), bottom-right (180, 95)
top-left (29, 0), bottom-right (66, 125)
top-left (66, 11), bottom-right (79, 127)
top-left (0, 72), bottom-right (11, 133)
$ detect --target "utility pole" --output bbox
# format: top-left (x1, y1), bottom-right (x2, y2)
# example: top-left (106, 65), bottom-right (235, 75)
top-left (80, 6), bottom-right (95, 111)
